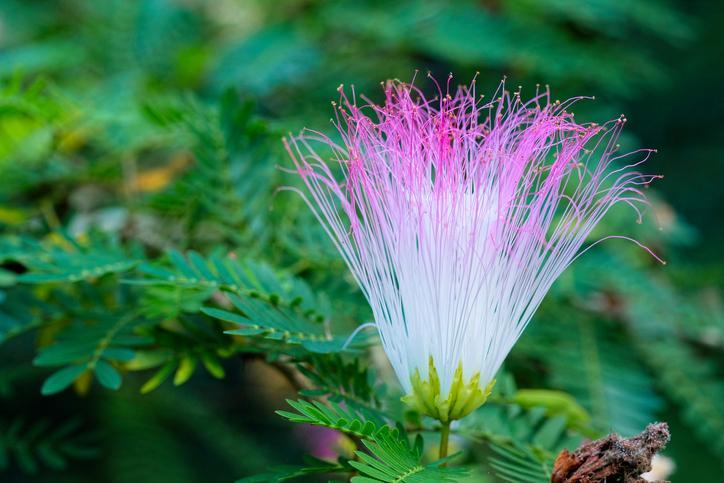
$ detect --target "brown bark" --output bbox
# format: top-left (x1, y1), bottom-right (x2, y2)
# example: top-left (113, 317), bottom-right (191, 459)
top-left (551, 422), bottom-right (670, 483)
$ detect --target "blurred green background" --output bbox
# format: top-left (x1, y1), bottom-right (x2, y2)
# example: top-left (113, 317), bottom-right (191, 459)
top-left (0, 0), bottom-right (722, 482)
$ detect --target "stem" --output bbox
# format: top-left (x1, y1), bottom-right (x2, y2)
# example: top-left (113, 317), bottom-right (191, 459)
top-left (439, 420), bottom-right (451, 462)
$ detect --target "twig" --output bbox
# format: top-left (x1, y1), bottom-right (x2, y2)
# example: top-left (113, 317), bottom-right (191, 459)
top-left (551, 422), bottom-right (670, 483)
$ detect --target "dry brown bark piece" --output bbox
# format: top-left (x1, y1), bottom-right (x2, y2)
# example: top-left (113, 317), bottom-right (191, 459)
top-left (551, 422), bottom-right (670, 483)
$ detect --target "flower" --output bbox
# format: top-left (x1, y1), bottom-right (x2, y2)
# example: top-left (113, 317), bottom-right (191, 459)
top-left (285, 74), bottom-right (660, 422)
top-left (641, 454), bottom-right (676, 481)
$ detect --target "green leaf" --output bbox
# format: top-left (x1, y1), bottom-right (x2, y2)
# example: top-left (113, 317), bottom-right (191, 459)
top-left (41, 365), bottom-right (86, 395)
top-left (135, 251), bottom-right (364, 354)
top-left (135, 252), bottom-right (322, 315)
top-left (94, 360), bottom-right (122, 390)
top-left (297, 355), bottom-right (386, 422)
top-left (488, 441), bottom-right (551, 483)
top-left (532, 416), bottom-right (568, 449)
top-left (349, 428), bottom-right (467, 482)
top-left (276, 398), bottom-right (383, 439)
top-left (142, 92), bottom-right (273, 246)
top-left (0, 418), bottom-right (98, 474)
top-left (513, 389), bottom-right (590, 430)
top-left (274, 399), bottom-right (465, 482)
top-left (12, 232), bottom-right (140, 284)
top-left (34, 315), bottom-right (151, 395)
top-left (140, 361), bottom-right (175, 394)
top-left (201, 307), bottom-right (250, 325)
top-left (0, 287), bottom-right (40, 343)
top-left (236, 457), bottom-right (346, 482)
top-left (517, 309), bottom-right (661, 436)
top-left (200, 352), bottom-right (225, 379)
top-left (211, 25), bottom-right (321, 95)
top-left (214, 294), bottom-right (349, 353)
top-left (576, 253), bottom-right (724, 458)
top-left (0, 268), bottom-right (16, 287)
top-left (173, 356), bottom-right (197, 386)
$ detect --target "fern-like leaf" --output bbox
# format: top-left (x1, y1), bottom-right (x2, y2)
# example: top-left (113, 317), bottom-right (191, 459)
top-left (276, 398), bottom-right (382, 439)
top-left (488, 440), bottom-right (551, 483)
top-left (236, 456), bottom-right (347, 482)
top-left (0, 418), bottom-right (98, 474)
top-left (2, 233), bottom-right (141, 284)
top-left (34, 314), bottom-right (152, 395)
top-left (350, 430), bottom-right (467, 482)
top-left (133, 251), bottom-right (366, 353)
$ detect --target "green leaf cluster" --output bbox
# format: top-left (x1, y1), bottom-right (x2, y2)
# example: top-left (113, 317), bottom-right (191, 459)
top-left (1, 0), bottom-right (722, 481)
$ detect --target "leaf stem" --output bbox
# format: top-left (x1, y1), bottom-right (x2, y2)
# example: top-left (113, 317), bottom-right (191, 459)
top-left (439, 420), bottom-right (451, 462)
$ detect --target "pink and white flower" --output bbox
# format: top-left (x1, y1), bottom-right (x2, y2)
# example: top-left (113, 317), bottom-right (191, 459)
top-left (285, 74), bottom-right (660, 421)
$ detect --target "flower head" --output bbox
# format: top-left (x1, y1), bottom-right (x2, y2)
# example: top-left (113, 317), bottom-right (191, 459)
top-left (285, 75), bottom-right (660, 422)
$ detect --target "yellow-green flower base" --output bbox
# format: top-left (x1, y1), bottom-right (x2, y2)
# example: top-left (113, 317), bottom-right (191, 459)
top-left (402, 357), bottom-right (495, 422)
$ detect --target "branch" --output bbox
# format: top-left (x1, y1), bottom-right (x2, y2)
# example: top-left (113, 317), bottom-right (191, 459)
top-left (551, 422), bottom-right (670, 483)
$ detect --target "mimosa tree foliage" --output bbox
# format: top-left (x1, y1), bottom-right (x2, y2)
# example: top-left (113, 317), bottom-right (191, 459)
top-left (0, 0), bottom-right (722, 481)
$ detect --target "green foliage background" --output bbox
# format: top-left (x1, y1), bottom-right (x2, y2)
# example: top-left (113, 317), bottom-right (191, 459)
top-left (0, 0), bottom-right (722, 481)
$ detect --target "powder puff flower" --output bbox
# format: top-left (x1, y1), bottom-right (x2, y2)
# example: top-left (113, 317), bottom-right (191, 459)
top-left (285, 74), bottom-right (660, 425)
